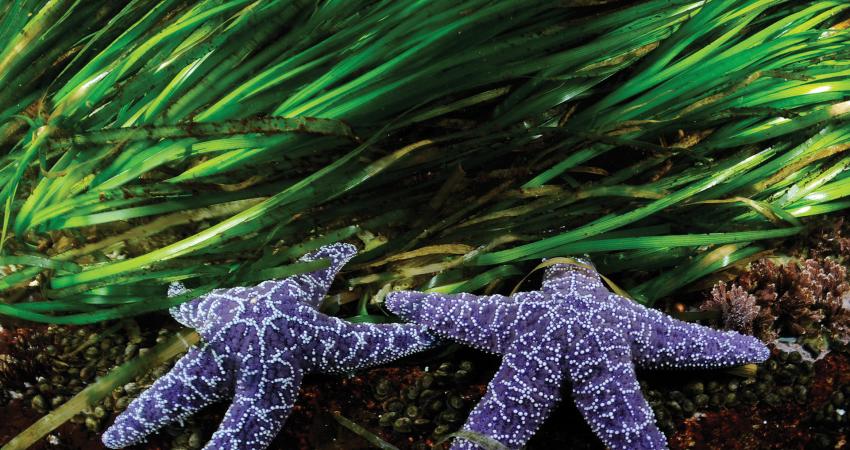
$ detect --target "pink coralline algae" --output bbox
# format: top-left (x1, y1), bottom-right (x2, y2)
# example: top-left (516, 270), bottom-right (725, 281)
top-left (102, 243), bottom-right (436, 450)
top-left (386, 260), bottom-right (770, 450)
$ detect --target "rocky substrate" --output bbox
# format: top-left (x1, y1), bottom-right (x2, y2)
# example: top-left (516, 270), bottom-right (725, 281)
top-left (3, 336), bottom-right (850, 450)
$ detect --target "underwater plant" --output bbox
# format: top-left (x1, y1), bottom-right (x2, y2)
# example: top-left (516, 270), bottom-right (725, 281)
top-left (703, 257), bottom-right (850, 347)
top-left (1, 1), bottom-right (850, 325)
top-left (701, 283), bottom-right (762, 336)
top-left (387, 260), bottom-right (769, 449)
top-left (794, 216), bottom-right (850, 260)
top-left (1, 1), bottom-right (850, 448)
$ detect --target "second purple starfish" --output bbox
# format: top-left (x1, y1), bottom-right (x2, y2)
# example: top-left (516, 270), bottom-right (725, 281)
top-left (386, 259), bottom-right (770, 450)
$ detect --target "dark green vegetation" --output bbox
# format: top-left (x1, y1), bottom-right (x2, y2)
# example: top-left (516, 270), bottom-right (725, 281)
top-left (1, 0), bottom-right (850, 324)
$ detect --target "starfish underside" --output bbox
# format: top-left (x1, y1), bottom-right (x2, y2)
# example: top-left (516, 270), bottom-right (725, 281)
top-left (102, 243), bottom-right (436, 450)
top-left (386, 262), bottom-right (770, 450)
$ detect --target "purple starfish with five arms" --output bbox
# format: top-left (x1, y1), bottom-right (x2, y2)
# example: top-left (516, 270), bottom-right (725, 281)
top-left (386, 259), bottom-right (770, 450)
top-left (102, 243), bottom-right (436, 450)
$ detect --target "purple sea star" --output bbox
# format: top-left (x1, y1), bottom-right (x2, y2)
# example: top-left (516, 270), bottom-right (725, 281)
top-left (386, 259), bottom-right (770, 450)
top-left (102, 243), bottom-right (436, 450)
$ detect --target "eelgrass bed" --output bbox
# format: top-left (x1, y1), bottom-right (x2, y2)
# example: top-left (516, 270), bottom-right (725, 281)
top-left (1, 0), bottom-right (849, 322)
top-left (2, 0), bottom-right (850, 448)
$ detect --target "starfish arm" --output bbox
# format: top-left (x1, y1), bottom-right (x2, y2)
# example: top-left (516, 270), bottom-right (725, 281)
top-left (167, 281), bottom-right (209, 330)
top-left (450, 338), bottom-right (566, 450)
top-left (202, 358), bottom-right (303, 450)
top-left (170, 287), bottom-right (248, 335)
top-left (295, 305), bottom-right (437, 372)
top-left (385, 291), bottom-right (543, 354)
top-left (167, 281), bottom-right (189, 297)
top-left (259, 242), bottom-right (358, 309)
top-left (102, 346), bottom-right (229, 448)
top-left (567, 322), bottom-right (668, 450)
top-left (608, 294), bottom-right (770, 370)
